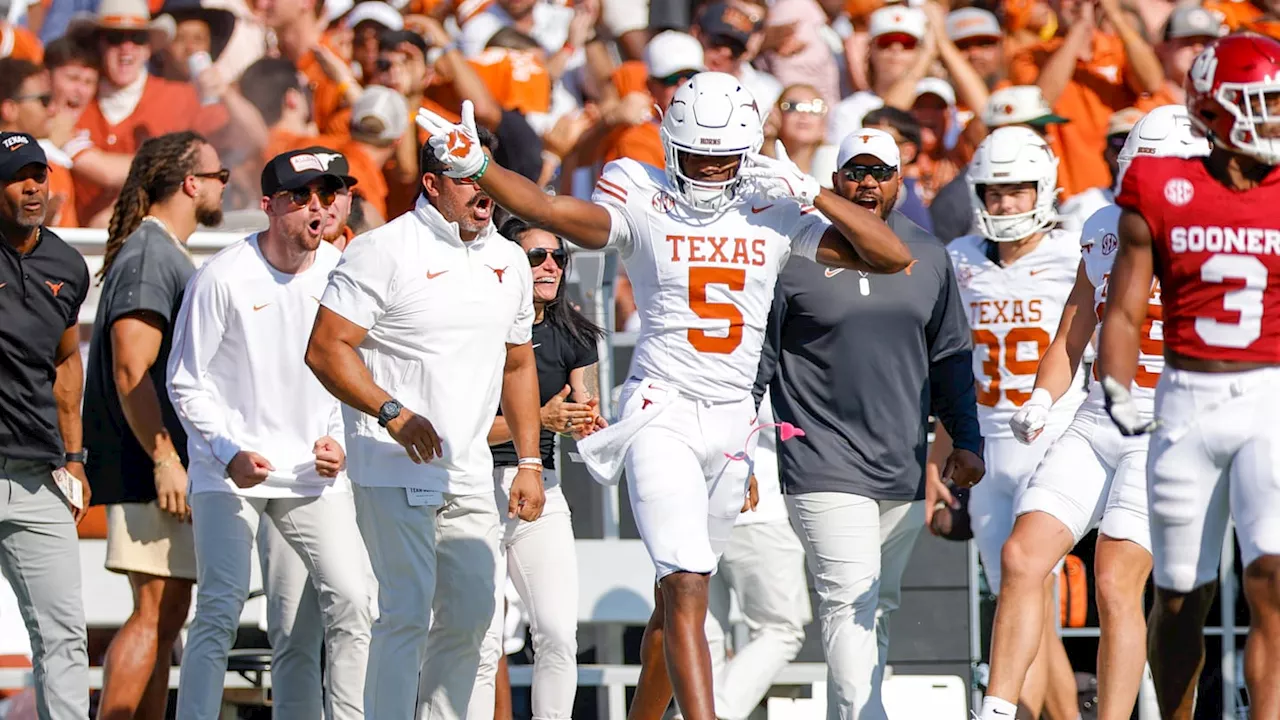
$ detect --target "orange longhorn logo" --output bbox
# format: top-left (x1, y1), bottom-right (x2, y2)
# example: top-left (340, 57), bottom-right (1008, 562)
top-left (44, 280), bottom-right (63, 296)
top-left (446, 130), bottom-right (473, 159)
top-left (860, 134), bottom-right (872, 143)
top-left (487, 265), bottom-right (508, 283)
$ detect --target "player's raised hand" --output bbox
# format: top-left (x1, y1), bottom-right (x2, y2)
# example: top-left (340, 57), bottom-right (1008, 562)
top-left (415, 100), bottom-right (488, 179)
top-left (1101, 376), bottom-right (1157, 436)
top-left (1009, 388), bottom-right (1052, 444)
top-left (739, 140), bottom-right (821, 206)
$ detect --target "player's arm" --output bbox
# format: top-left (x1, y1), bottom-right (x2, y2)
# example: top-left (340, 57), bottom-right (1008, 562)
top-left (476, 161), bottom-right (613, 250)
top-left (1097, 209), bottom-right (1154, 390)
top-left (1033, 260), bottom-right (1099, 402)
top-left (811, 189), bottom-right (914, 273)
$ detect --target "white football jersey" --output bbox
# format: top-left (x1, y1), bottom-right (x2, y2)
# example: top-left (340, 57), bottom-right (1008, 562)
top-left (1079, 204), bottom-right (1163, 413)
top-left (949, 229), bottom-right (1086, 438)
top-left (593, 158), bottom-right (829, 403)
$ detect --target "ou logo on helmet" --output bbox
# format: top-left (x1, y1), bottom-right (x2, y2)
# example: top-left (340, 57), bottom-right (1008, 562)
top-left (1190, 45), bottom-right (1218, 94)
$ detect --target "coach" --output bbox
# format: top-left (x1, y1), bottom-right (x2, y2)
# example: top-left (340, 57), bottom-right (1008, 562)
top-left (0, 132), bottom-right (90, 718)
top-left (754, 129), bottom-right (984, 720)
top-left (306, 127), bottom-right (546, 720)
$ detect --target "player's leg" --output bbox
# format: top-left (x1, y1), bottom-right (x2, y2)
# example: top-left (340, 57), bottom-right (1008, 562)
top-left (1144, 370), bottom-right (1233, 720)
top-left (1092, 441), bottom-right (1153, 720)
top-left (629, 582), bottom-right (674, 720)
top-left (1040, 591), bottom-right (1078, 720)
top-left (257, 513), bottom-right (324, 720)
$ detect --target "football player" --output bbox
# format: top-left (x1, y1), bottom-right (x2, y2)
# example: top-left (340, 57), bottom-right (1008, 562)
top-left (941, 125), bottom-right (1084, 719)
top-left (416, 73), bottom-right (912, 720)
top-left (978, 105), bottom-right (1209, 720)
top-left (1098, 33), bottom-right (1280, 720)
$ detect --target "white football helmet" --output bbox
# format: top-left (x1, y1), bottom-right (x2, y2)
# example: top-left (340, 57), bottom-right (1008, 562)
top-left (659, 71), bottom-right (764, 212)
top-left (1113, 104), bottom-right (1211, 193)
top-left (967, 126), bottom-right (1060, 242)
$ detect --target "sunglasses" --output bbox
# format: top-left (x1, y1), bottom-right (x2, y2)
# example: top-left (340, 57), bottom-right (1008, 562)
top-left (873, 33), bottom-right (919, 50)
top-left (102, 29), bottom-right (150, 46)
top-left (954, 36), bottom-right (999, 51)
top-left (434, 172), bottom-right (477, 186)
top-left (841, 164), bottom-right (897, 183)
top-left (527, 247), bottom-right (567, 268)
top-left (193, 168), bottom-right (230, 184)
top-left (656, 70), bottom-right (699, 87)
top-left (13, 93), bottom-right (51, 107)
top-left (780, 99), bottom-right (827, 116)
top-left (275, 186), bottom-right (338, 207)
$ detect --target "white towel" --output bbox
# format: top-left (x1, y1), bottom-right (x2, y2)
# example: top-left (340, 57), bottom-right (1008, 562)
top-left (576, 378), bottom-right (678, 486)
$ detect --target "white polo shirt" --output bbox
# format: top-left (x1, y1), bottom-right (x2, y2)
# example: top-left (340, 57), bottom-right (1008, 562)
top-left (320, 197), bottom-right (534, 496)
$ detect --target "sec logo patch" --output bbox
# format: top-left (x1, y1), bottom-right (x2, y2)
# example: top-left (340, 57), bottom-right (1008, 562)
top-left (1164, 178), bottom-right (1194, 207)
top-left (652, 191), bottom-right (675, 214)
top-left (1101, 232), bottom-right (1118, 255)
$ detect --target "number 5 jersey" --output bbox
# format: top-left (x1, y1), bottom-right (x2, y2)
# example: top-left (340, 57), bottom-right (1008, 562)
top-left (948, 228), bottom-right (1086, 439)
top-left (592, 157), bottom-right (830, 403)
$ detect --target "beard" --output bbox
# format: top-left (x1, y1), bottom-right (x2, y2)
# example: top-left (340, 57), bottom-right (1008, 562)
top-left (195, 202), bottom-right (223, 229)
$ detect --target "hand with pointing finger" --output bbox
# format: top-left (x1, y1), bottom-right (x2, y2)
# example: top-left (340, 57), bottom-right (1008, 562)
top-left (415, 100), bottom-right (488, 179)
top-left (739, 140), bottom-right (822, 206)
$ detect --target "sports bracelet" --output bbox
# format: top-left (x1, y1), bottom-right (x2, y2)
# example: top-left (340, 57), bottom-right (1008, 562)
top-left (517, 457), bottom-right (544, 469)
top-left (468, 154), bottom-right (490, 183)
top-left (154, 453), bottom-right (181, 470)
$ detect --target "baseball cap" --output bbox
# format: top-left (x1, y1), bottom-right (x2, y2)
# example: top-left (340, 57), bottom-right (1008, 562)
top-left (914, 77), bottom-right (956, 106)
top-left (837, 128), bottom-right (901, 169)
top-left (343, 1), bottom-right (403, 31)
top-left (946, 7), bottom-right (1001, 42)
top-left (350, 86), bottom-right (409, 146)
top-left (984, 85), bottom-right (1069, 127)
top-left (1106, 107), bottom-right (1145, 137)
top-left (695, 1), bottom-right (761, 48)
top-left (261, 148), bottom-right (353, 196)
top-left (0, 132), bottom-right (47, 181)
top-left (1164, 3), bottom-right (1226, 41)
top-left (645, 30), bottom-right (706, 79)
top-left (869, 6), bottom-right (926, 41)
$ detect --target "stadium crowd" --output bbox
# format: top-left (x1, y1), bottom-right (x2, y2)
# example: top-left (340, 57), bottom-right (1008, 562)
top-left (1, 0), bottom-right (1279, 717)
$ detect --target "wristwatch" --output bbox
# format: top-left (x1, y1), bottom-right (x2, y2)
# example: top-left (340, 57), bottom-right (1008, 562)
top-left (377, 399), bottom-right (404, 428)
top-left (65, 450), bottom-right (87, 464)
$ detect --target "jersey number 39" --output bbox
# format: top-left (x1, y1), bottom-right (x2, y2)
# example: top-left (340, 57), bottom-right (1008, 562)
top-left (973, 327), bottom-right (1050, 407)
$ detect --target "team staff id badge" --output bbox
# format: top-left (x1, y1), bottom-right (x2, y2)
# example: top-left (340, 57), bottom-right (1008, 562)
top-left (406, 488), bottom-right (444, 507)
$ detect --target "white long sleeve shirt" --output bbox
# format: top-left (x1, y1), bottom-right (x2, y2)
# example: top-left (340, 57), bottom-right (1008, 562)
top-left (319, 198), bottom-right (534, 496)
top-left (168, 235), bottom-right (350, 498)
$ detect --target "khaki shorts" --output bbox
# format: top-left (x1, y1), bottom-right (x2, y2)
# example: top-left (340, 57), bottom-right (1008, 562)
top-left (105, 502), bottom-right (197, 581)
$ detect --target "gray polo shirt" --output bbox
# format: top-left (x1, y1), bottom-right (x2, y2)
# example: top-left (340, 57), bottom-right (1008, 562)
top-left (755, 212), bottom-right (974, 501)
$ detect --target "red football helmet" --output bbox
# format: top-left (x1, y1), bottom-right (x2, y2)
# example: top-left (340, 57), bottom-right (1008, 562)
top-left (1186, 32), bottom-right (1280, 164)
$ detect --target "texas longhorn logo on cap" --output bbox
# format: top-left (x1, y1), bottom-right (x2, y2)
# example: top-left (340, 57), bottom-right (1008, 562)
top-left (289, 153), bottom-right (325, 173)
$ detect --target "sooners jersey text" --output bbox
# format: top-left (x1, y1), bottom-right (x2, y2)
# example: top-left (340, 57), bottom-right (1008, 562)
top-left (1118, 155), bottom-right (1280, 363)
top-left (950, 230), bottom-right (1086, 438)
top-left (591, 158), bottom-right (829, 403)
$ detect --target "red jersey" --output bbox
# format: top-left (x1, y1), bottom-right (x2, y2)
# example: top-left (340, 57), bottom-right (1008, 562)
top-left (1117, 155), bottom-right (1280, 363)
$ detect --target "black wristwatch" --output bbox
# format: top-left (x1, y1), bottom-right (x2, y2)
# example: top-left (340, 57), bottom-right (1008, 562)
top-left (65, 450), bottom-right (87, 464)
top-left (377, 399), bottom-right (404, 428)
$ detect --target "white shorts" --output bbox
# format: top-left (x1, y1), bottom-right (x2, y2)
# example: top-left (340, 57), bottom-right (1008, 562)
top-left (619, 378), bottom-right (755, 580)
top-left (1018, 402), bottom-right (1151, 552)
top-left (970, 422), bottom-right (1070, 594)
top-left (1147, 366), bottom-right (1280, 593)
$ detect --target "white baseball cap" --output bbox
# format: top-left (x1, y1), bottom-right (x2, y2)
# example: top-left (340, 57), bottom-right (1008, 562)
top-left (914, 77), bottom-right (956, 107)
top-left (984, 85), bottom-right (1069, 127)
top-left (343, 1), bottom-right (403, 30)
top-left (869, 6), bottom-right (927, 41)
top-left (837, 128), bottom-right (901, 169)
top-left (645, 30), bottom-right (706, 79)
top-left (946, 7), bottom-right (1001, 42)
top-left (350, 85), bottom-right (409, 145)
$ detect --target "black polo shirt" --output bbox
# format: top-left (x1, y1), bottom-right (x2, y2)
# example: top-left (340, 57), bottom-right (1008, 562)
top-left (0, 229), bottom-right (90, 463)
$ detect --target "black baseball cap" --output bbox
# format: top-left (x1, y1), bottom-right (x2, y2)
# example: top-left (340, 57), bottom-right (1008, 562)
top-left (0, 132), bottom-right (47, 182)
top-left (696, 2), bottom-right (761, 49)
top-left (261, 147), bottom-right (357, 196)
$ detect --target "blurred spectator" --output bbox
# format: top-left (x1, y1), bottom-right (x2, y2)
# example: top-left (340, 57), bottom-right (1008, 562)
top-left (692, 1), bottom-right (782, 108)
top-left (761, 0), bottom-right (841, 113)
top-left (1144, 3), bottom-right (1227, 109)
top-left (946, 7), bottom-right (1005, 90)
top-left (1009, 0), bottom-right (1162, 198)
top-left (1207, 0), bottom-right (1264, 30)
top-left (600, 0), bottom-right (648, 61)
top-left (370, 28), bottom-right (429, 218)
top-left (0, 4), bottom-right (42, 63)
top-left (861, 106), bottom-right (933, 231)
top-left (257, 0), bottom-right (356, 136)
top-left (0, 58), bottom-right (75, 226)
top-left (764, 84), bottom-right (833, 177)
top-left (596, 30), bottom-right (704, 169)
top-left (830, 5), bottom-right (926, 141)
top-left (38, 0), bottom-right (97, 44)
top-left (345, 1), bottom-right (403, 80)
top-left (151, 0), bottom-right (236, 81)
top-left (342, 85), bottom-right (408, 220)
top-left (460, 0), bottom-right (574, 58)
top-left (43, 36), bottom-right (97, 121)
top-left (1058, 105), bottom-right (1141, 230)
top-left (908, 77), bottom-right (963, 205)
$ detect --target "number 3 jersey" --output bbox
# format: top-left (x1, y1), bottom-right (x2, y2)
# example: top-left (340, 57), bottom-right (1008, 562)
top-left (592, 158), bottom-right (829, 403)
top-left (1117, 155), bottom-right (1280, 363)
top-left (949, 229), bottom-right (1086, 439)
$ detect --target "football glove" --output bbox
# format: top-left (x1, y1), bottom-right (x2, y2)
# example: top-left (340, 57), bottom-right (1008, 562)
top-left (1009, 388), bottom-right (1053, 445)
top-left (739, 141), bottom-right (821, 206)
top-left (415, 99), bottom-right (488, 180)
top-left (1102, 376), bottom-right (1157, 436)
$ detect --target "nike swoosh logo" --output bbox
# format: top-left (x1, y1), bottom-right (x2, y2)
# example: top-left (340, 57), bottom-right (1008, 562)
top-left (253, 303), bottom-right (270, 311)
top-left (1029, 269), bottom-right (1048, 276)
top-left (751, 205), bottom-right (773, 214)
top-left (532, 344), bottom-right (542, 349)
top-left (825, 267), bottom-right (844, 278)
top-left (427, 270), bottom-right (449, 279)
top-left (0, 282), bottom-right (6, 289)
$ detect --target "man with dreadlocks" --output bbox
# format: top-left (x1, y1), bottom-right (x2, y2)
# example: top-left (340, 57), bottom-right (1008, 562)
top-left (83, 130), bottom-right (227, 720)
